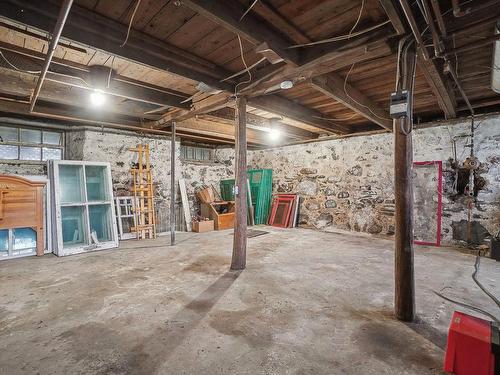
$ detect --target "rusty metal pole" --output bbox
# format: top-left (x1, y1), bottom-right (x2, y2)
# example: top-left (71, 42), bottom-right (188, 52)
top-left (29, 0), bottom-right (74, 112)
top-left (170, 122), bottom-right (176, 245)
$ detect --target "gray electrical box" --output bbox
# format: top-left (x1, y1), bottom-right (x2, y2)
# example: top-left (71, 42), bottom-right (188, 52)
top-left (390, 90), bottom-right (409, 118)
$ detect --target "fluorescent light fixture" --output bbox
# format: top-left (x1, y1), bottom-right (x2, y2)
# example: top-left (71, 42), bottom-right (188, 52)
top-left (280, 80), bottom-right (293, 90)
top-left (89, 89), bottom-right (106, 106)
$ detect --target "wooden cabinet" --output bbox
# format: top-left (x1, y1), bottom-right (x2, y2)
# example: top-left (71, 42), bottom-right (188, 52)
top-left (0, 175), bottom-right (46, 258)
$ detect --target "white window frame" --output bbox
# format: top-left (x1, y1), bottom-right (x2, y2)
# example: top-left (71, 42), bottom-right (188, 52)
top-left (48, 160), bottom-right (118, 256)
top-left (115, 196), bottom-right (137, 240)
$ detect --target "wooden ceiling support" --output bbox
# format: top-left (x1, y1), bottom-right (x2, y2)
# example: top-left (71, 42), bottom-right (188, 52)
top-left (417, 51), bottom-right (457, 118)
top-left (0, 45), bottom-right (191, 108)
top-left (380, 0), bottom-right (457, 119)
top-left (204, 107), bottom-right (318, 140)
top-left (378, 0), bottom-right (407, 35)
top-left (0, 68), bottom-right (164, 120)
top-left (156, 92), bottom-right (234, 125)
top-left (247, 95), bottom-right (351, 134)
top-left (181, 0), bottom-right (301, 66)
top-left (3, 0), bottom-right (234, 92)
top-left (243, 34), bottom-right (395, 97)
top-left (0, 98), bottom-right (248, 145)
top-left (177, 117), bottom-right (268, 146)
top-left (310, 74), bottom-right (393, 130)
top-left (445, 1), bottom-right (500, 33)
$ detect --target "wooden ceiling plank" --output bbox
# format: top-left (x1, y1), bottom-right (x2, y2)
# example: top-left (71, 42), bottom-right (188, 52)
top-left (0, 43), bottom-right (191, 108)
top-left (181, 0), bottom-right (301, 66)
top-left (3, 0), bottom-right (234, 92)
top-left (310, 73), bottom-right (393, 130)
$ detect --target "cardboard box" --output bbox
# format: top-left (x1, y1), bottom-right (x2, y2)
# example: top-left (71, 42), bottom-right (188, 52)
top-left (193, 220), bottom-right (214, 233)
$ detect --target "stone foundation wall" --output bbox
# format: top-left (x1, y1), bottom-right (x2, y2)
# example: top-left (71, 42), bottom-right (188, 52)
top-left (246, 115), bottom-right (500, 246)
top-left (0, 115), bottom-right (498, 246)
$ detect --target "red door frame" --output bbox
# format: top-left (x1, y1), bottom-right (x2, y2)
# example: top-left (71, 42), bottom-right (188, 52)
top-left (268, 194), bottom-right (296, 227)
top-left (413, 161), bottom-right (443, 246)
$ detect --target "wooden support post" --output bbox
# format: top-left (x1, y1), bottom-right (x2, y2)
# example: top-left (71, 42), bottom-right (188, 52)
top-left (394, 43), bottom-right (416, 322)
top-left (231, 96), bottom-right (248, 270)
top-left (170, 122), bottom-right (176, 245)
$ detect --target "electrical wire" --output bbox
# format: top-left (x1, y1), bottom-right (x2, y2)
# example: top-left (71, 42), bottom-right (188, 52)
top-left (220, 56), bottom-right (266, 82)
top-left (434, 291), bottom-right (500, 324)
top-left (348, 0), bottom-right (365, 38)
top-left (313, 113), bottom-right (358, 121)
top-left (234, 34), bottom-right (252, 95)
top-left (343, 62), bottom-right (392, 122)
top-left (405, 41), bottom-right (418, 135)
top-left (287, 21), bottom-right (390, 48)
top-left (240, 0), bottom-right (258, 22)
top-left (120, 0), bottom-right (142, 48)
top-left (0, 50), bottom-right (41, 74)
top-left (473, 255), bottom-right (500, 309)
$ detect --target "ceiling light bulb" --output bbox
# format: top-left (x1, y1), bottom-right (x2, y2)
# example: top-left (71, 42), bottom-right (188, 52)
top-left (90, 89), bottom-right (106, 106)
top-left (280, 80), bottom-right (293, 90)
top-left (269, 128), bottom-right (281, 141)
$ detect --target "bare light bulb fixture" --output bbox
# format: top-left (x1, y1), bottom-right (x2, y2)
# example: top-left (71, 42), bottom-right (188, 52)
top-left (269, 128), bottom-right (281, 141)
top-left (89, 89), bottom-right (106, 107)
top-left (280, 80), bottom-right (293, 90)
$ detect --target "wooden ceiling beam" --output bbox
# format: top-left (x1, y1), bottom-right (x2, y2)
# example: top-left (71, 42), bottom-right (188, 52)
top-left (181, 0), bottom-right (301, 66)
top-left (247, 95), bottom-right (351, 134)
top-left (0, 98), bottom-right (246, 145)
top-left (379, 0), bottom-right (457, 119)
top-left (154, 91), bottom-right (345, 135)
top-left (177, 118), bottom-right (269, 146)
top-left (0, 68), bottom-right (164, 120)
top-left (417, 51), bottom-right (457, 119)
top-left (3, 0), bottom-right (234, 92)
top-left (378, 0), bottom-right (407, 35)
top-left (156, 92), bottom-right (234, 125)
top-left (310, 74), bottom-right (393, 130)
top-left (0, 44), bottom-right (191, 109)
top-left (203, 107), bottom-right (318, 140)
top-left (445, 2), bottom-right (500, 33)
top-left (242, 32), bottom-right (395, 97)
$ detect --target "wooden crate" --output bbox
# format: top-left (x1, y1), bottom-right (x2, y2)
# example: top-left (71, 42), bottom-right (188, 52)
top-left (192, 220), bottom-right (214, 233)
top-left (200, 202), bottom-right (235, 230)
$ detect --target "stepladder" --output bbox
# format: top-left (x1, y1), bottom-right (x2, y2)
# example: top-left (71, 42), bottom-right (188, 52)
top-left (130, 144), bottom-right (156, 239)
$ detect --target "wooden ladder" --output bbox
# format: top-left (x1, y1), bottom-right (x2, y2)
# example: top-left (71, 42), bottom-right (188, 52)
top-left (130, 144), bottom-right (156, 239)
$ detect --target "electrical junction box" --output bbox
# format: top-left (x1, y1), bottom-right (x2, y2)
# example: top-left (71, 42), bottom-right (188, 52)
top-left (390, 90), bottom-right (409, 118)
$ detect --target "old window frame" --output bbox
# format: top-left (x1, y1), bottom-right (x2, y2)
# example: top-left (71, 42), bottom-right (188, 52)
top-left (48, 160), bottom-right (119, 256)
top-left (0, 125), bottom-right (64, 162)
top-left (180, 144), bottom-right (215, 163)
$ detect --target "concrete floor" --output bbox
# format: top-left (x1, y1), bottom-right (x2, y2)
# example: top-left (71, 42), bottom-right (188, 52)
top-left (0, 227), bottom-right (498, 375)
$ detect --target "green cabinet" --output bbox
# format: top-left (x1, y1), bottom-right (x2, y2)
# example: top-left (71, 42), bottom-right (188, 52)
top-left (220, 169), bottom-right (272, 225)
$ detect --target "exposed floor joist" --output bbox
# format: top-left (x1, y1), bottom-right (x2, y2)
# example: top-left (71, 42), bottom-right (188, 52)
top-left (0, 43), bottom-right (191, 109)
top-left (247, 95), bottom-right (351, 134)
top-left (310, 74), bottom-right (393, 130)
top-left (181, 0), bottom-right (301, 66)
top-left (380, 0), bottom-right (457, 118)
top-left (2, 0), bottom-right (235, 92)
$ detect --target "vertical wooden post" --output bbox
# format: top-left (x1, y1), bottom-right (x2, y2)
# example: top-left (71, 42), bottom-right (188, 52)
top-left (170, 122), bottom-right (176, 246)
top-left (231, 96), bottom-right (247, 270)
top-left (394, 43), bottom-right (416, 322)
